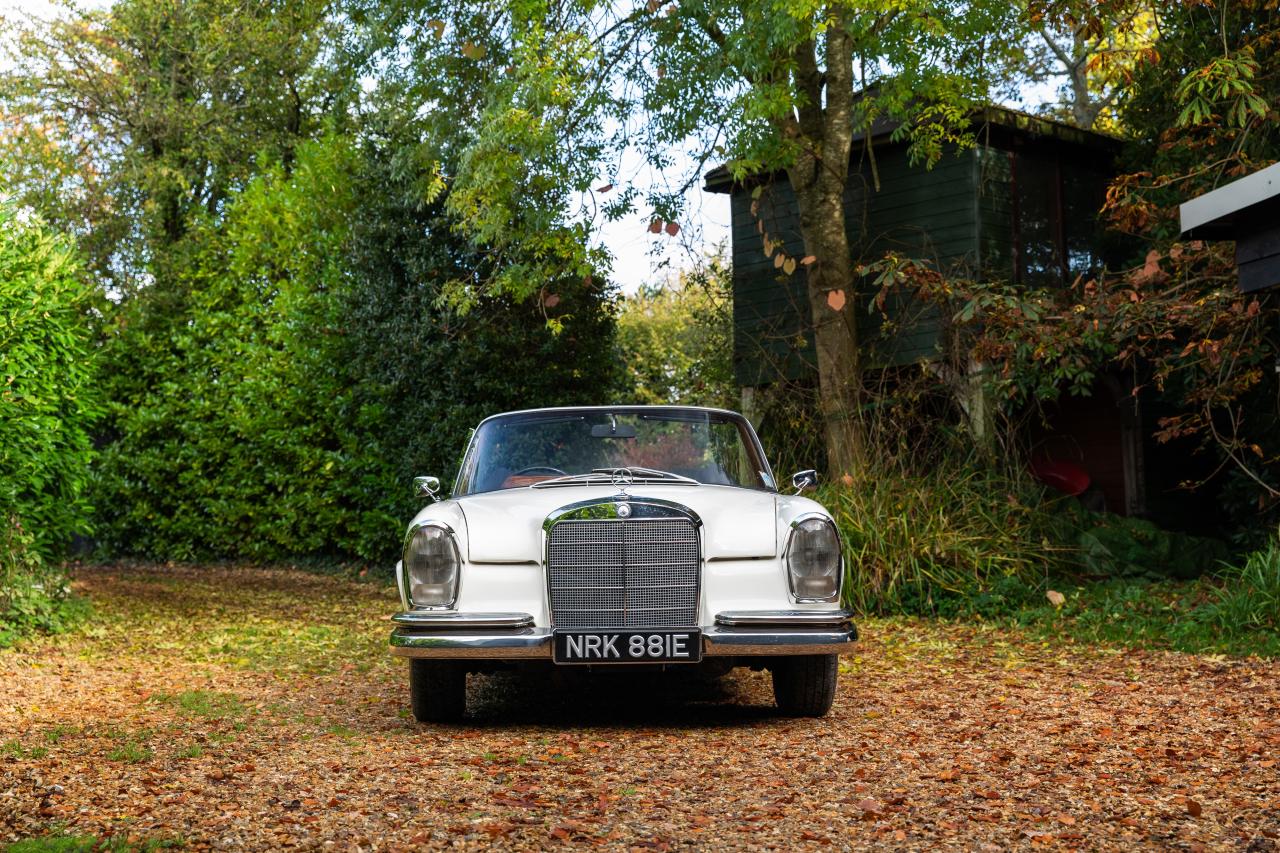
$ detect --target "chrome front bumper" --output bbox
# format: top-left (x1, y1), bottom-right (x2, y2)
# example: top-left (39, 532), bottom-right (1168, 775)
top-left (389, 610), bottom-right (858, 660)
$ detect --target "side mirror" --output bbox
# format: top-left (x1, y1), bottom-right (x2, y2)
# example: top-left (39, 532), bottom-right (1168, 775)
top-left (791, 469), bottom-right (818, 494)
top-left (413, 475), bottom-right (442, 502)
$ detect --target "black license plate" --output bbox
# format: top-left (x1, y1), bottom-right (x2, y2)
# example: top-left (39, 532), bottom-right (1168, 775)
top-left (553, 629), bottom-right (702, 664)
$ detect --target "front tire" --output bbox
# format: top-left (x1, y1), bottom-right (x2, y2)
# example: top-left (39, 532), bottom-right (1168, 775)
top-left (409, 660), bottom-right (466, 723)
top-left (771, 654), bottom-right (839, 717)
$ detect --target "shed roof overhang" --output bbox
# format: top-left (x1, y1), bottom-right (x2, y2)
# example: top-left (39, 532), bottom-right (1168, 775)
top-left (703, 105), bottom-right (1122, 194)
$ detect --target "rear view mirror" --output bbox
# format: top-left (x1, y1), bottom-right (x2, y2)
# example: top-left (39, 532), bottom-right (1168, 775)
top-left (590, 422), bottom-right (637, 438)
top-left (414, 475), bottom-right (442, 501)
top-left (791, 469), bottom-right (818, 494)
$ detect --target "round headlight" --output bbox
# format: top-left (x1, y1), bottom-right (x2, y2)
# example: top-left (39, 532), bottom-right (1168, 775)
top-left (403, 523), bottom-right (460, 608)
top-left (786, 516), bottom-right (842, 602)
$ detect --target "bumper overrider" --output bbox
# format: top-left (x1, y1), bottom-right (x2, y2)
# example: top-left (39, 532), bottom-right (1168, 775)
top-left (389, 610), bottom-right (858, 660)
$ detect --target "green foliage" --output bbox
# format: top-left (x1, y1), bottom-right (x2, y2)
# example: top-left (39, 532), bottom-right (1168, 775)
top-left (824, 458), bottom-right (1077, 616)
top-left (1207, 536), bottom-right (1280, 638)
top-left (1174, 53), bottom-right (1270, 129)
top-left (0, 0), bottom-right (352, 292)
top-left (3, 838), bottom-right (102, 853)
top-left (614, 257), bottom-right (735, 408)
top-left (0, 207), bottom-right (96, 645)
top-left (92, 134), bottom-right (620, 563)
top-left (370, 0), bottom-right (1026, 304)
top-left (991, 541), bottom-right (1280, 659)
top-left (1074, 514), bottom-right (1229, 581)
top-left (335, 133), bottom-right (620, 556)
top-left (4, 834), bottom-right (185, 852)
top-left (1117, 1), bottom-right (1280, 235)
top-left (0, 535), bottom-right (88, 648)
top-left (827, 449), bottom-right (1278, 655)
top-left (0, 207), bottom-right (99, 557)
top-left (92, 136), bottom-right (363, 561)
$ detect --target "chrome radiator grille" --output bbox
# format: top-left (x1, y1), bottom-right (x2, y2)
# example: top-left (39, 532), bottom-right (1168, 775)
top-left (547, 519), bottom-right (699, 629)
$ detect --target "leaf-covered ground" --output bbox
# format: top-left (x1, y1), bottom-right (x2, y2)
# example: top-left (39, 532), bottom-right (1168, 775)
top-left (2, 565), bottom-right (1278, 851)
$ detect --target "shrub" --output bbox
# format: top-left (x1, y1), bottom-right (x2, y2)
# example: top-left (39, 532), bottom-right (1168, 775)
top-left (0, 206), bottom-right (96, 644)
top-left (1206, 536), bottom-right (1280, 637)
top-left (0, 206), bottom-right (99, 557)
top-left (824, 457), bottom-right (1079, 615)
top-left (92, 136), bottom-right (364, 561)
top-left (0, 515), bottom-right (85, 647)
top-left (614, 256), bottom-right (736, 409)
top-left (91, 136), bottom-right (620, 563)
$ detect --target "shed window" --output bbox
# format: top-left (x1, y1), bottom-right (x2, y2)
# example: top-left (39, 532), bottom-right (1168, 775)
top-left (1012, 150), bottom-right (1109, 286)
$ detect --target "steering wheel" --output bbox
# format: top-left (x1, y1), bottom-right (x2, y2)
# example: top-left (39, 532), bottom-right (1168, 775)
top-left (512, 466), bottom-right (568, 477)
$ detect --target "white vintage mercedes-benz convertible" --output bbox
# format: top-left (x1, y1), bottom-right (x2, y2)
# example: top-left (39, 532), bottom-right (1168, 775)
top-left (390, 406), bottom-right (856, 721)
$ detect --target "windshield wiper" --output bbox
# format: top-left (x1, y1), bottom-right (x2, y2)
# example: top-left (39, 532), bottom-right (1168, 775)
top-left (601, 466), bottom-right (699, 484)
top-left (530, 467), bottom-right (700, 488)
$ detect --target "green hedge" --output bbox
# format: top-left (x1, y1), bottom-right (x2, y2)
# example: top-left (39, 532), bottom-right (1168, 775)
top-left (0, 206), bottom-right (98, 642)
top-left (91, 136), bottom-right (619, 563)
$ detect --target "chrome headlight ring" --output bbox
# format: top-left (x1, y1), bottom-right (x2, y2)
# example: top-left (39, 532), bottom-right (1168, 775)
top-left (784, 513), bottom-right (843, 603)
top-left (401, 520), bottom-right (461, 609)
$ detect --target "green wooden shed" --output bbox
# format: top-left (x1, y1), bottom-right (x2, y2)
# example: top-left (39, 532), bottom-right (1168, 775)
top-left (704, 106), bottom-right (1123, 387)
top-left (704, 107), bottom-right (1157, 516)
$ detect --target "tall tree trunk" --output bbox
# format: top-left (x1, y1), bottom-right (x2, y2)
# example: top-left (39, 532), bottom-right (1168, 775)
top-left (789, 159), bottom-right (864, 478)
top-left (781, 17), bottom-right (865, 478)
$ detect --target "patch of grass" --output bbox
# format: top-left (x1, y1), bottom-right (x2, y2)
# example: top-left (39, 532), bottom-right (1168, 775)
top-left (70, 565), bottom-right (398, 679)
top-left (151, 690), bottom-right (245, 720)
top-left (194, 622), bottom-right (384, 674)
top-left (45, 725), bottom-right (75, 744)
top-left (4, 835), bottom-right (186, 852)
top-left (941, 544), bottom-right (1280, 658)
top-left (0, 741), bottom-right (48, 760)
top-left (106, 740), bottom-right (152, 763)
top-left (323, 724), bottom-right (357, 739)
top-left (4, 838), bottom-right (101, 853)
top-left (1006, 577), bottom-right (1280, 657)
top-left (176, 743), bottom-right (203, 759)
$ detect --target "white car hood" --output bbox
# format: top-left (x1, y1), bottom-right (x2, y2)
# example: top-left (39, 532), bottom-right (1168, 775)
top-left (455, 484), bottom-right (778, 563)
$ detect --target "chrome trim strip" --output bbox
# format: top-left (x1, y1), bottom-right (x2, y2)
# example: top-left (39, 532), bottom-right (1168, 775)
top-left (542, 495), bottom-right (702, 532)
top-left (392, 611), bottom-right (535, 629)
top-left (389, 623), bottom-right (858, 659)
top-left (714, 609), bottom-right (855, 628)
top-left (389, 628), bottom-right (553, 659)
top-left (701, 626), bottom-right (858, 656)
top-left (394, 559), bottom-right (407, 611)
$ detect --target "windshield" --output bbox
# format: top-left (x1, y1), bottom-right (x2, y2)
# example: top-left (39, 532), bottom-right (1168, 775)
top-left (454, 409), bottom-right (775, 495)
